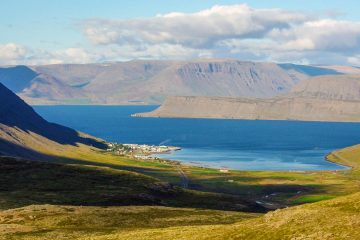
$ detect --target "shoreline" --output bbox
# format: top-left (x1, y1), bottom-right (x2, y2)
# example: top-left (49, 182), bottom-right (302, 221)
top-left (132, 113), bottom-right (360, 124)
top-left (325, 147), bottom-right (356, 170)
top-left (151, 147), bottom-right (352, 173)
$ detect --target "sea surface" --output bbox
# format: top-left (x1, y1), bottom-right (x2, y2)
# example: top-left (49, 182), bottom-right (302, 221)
top-left (34, 105), bottom-right (360, 171)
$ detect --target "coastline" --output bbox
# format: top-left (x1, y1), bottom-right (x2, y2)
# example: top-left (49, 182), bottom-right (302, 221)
top-left (151, 147), bottom-right (352, 172)
top-left (325, 145), bottom-right (360, 170)
top-left (133, 114), bottom-right (360, 124)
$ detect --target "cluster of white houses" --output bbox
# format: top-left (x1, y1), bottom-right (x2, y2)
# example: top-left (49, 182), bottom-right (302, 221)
top-left (106, 142), bottom-right (180, 159)
top-left (123, 144), bottom-right (180, 153)
top-left (107, 142), bottom-right (230, 172)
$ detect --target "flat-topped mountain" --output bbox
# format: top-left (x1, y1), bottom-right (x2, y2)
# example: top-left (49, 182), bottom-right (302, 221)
top-left (0, 82), bottom-right (105, 159)
top-left (135, 74), bottom-right (360, 122)
top-left (0, 59), bottom-right (343, 105)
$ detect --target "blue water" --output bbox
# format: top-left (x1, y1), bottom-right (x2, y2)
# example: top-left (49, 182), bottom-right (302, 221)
top-left (34, 105), bottom-right (360, 171)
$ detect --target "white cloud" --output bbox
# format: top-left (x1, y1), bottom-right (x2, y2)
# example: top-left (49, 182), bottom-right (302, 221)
top-left (268, 19), bottom-right (360, 52)
top-left (48, 48), bottom-right (98, 64)
top-left (348, 55), bottom-right (360, 66)
top-left (0, 45), bottom-right (102, 65)
top-left (82, 4), bottom-right (311, 49)
top-left (77, 4), bottom-right (360, 65)
top-left (2, 5), bottom-right (360, 66)
top-left (0, 43), bottom-right (29, 65)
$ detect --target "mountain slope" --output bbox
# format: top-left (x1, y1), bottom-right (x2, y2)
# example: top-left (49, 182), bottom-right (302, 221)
top-left (135, 74), bottom-right (360, 122)
top-left (0, 82), bottom-right (106, 159)
top-left (0, 65), bottom-right (38, 93)
top-left (93, 190), bottom-right (360, 240)
top-left (0, 60), bottom-right (343, 105)
top-left (0, 66), bottom-right (87, 104)
top-left (3, 141), bottom-right (359, 240)
top-left (144, 61), bottom-right (304, 98)
top-left (289, 74), bottom-right (360, 101)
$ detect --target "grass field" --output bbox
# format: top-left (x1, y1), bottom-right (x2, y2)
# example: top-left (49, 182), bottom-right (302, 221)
top-left (1, 126), bottom-right (360, 239)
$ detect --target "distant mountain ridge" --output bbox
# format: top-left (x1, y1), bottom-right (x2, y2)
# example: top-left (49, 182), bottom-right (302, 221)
top-left (0, 65), bottom-right (38, 93)
top-left (0, 59), bottom-right (348, 105)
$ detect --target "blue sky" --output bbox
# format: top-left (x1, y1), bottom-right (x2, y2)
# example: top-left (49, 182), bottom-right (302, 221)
top-left (1, 1), bottom-right (360, 65)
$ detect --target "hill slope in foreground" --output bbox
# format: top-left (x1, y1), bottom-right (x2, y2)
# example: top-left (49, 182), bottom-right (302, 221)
top-left (1, 83), bottom-right (360, 239)
top-left (136, 74), bottom-right (360, 122)
top-left (0, 144), bottom-right (360, 240)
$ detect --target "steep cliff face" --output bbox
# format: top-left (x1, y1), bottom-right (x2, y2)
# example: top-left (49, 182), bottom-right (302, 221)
top-left (170, 61), bottom-right (305, 98)
top-left (0, 59), bottom-right (341, 105)
top-left (135, 75), bottom-right (360, 122)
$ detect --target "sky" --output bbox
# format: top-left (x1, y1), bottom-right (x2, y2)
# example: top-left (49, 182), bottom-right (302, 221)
top-left (1, 0), bottom-right (360, 65)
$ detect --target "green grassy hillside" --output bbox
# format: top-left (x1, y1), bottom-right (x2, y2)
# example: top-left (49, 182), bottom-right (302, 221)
top-left (0, 156), bottom-right (260, 240)
top-left (0, 157), bottom-right (263, 212)
top-left (85, 191), bottom-right (360, 240)
top-left (0, 144), bottom-right (360, 240)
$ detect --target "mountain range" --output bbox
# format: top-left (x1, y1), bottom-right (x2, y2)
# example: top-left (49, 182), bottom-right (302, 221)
top-left (0, 59), bottom-right (345, 105)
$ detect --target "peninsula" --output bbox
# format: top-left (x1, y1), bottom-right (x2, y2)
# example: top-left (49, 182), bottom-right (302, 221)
top-left (134, 74), bottom-right (360, 122)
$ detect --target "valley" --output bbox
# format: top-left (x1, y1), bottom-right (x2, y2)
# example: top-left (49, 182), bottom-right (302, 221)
top-left (3, 1), bottom-right (360, 239)
top-left (0, 81), bottom-right (360, 239)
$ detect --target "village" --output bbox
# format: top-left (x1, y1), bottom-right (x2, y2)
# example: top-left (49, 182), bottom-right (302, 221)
top-left (106, 142), bottom-right (181, 160)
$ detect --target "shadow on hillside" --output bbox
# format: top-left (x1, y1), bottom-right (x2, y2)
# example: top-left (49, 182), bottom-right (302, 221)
top-left (0, 82), bottom-right (107, 149)
top-left (0, 138), bottom-right (47, 161)
top-left (0, 146), bottom-right (266, 213)
top-left (0, 65), bottom-right (38, 93)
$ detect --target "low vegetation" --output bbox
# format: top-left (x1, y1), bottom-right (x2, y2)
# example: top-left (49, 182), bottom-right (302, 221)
top-left (1, 122), bottom-right (360, 239)
top-left (86, 191), bottom-right (360, 240)
top-left (0, 157), bottom-right (263, 212)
